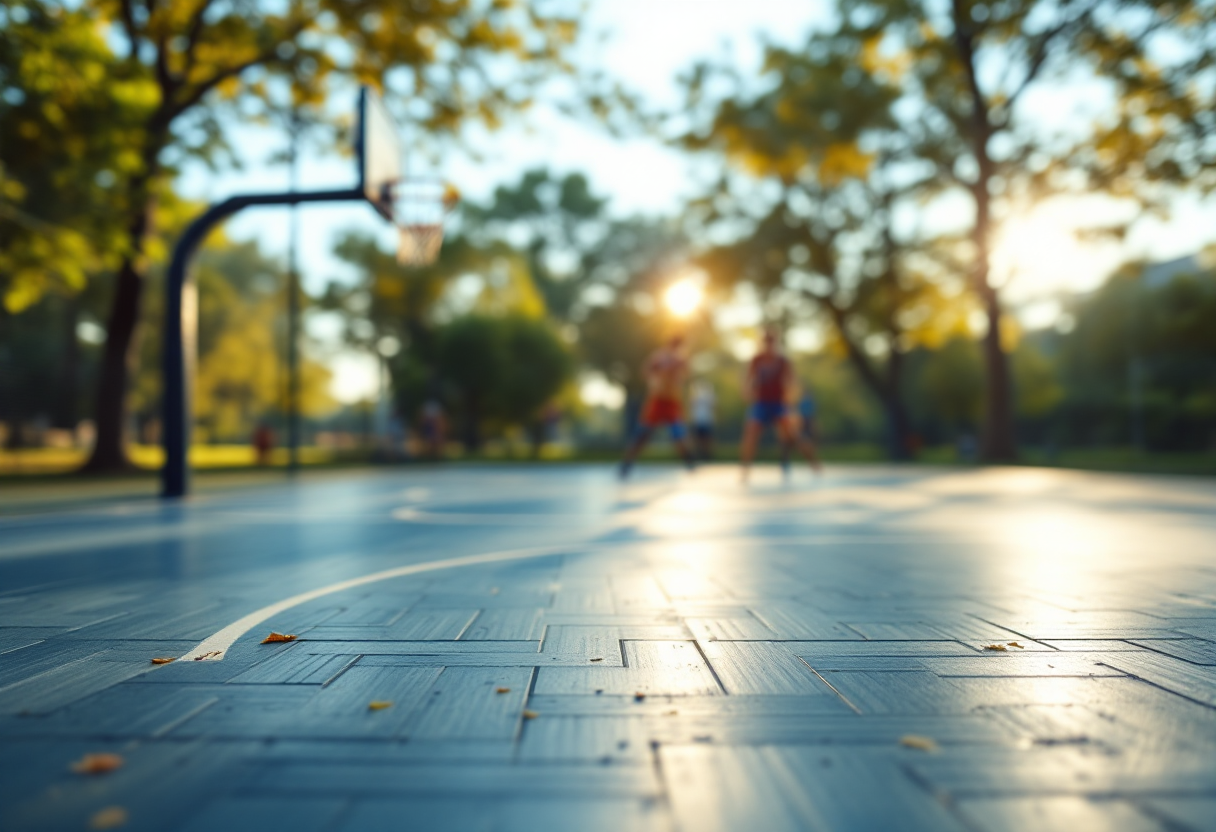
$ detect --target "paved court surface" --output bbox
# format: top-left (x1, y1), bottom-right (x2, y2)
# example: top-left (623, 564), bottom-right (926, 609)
top-left (2, 464), bottom-right (1215, 832)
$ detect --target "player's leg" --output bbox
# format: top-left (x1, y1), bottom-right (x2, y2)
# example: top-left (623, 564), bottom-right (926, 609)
top-left (670, 421), bottom-right (695, 470)
top-left (778, 416), bottom-right (823, 472)
top-left (740, 409), bottom-right (762, 482)
top-left (619, 424), bottom-right (654, 479)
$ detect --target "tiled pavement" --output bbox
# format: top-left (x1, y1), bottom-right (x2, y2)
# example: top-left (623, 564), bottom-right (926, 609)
top-left (1, 465), bottom-right (1215, 831)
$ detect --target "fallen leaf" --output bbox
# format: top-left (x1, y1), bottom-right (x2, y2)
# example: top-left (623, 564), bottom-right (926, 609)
top-left (1007, 642), bottom-right (1025, 649)
top-left (522, 710), bottom-right (539, 720)
top-left (983, 644), bottom-right (1007, 651)
top-left (590, 657), bottom-right (604, 663)
top-left (149, 657), bottom-right (176, 665)
top-left (900, 735), bottom-right (939, 752)
top-left (71, 753), bottom-right (124, 775)
top-left (193, 651), bottom-right (221, 661)
top-left (261, 632), bottom-right (297, 644)
top-left (89, 806), bottom-right (128, 830)
top-left (367, 701), bottom-right (393, 711)
top-left (634, 692), bottom-right (646, 702)
top-left (495, 687), bottom-right (511, 694)
top-left (664, 710), bottom-right (679, 716)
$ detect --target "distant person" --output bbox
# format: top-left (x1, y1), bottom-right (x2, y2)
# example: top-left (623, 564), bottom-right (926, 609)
top-left (740, 329), bottom-right (822, 482)
top-left (781, 387), bottom-right (819, 474)
top-left (690, 380), bottom-right (716, 461)
top-left (619, 334), bottom-right (696, 478)
top-left (252, 423), bottom-right (274, 466)
top-left (420, 399), bottom-right (446, 460)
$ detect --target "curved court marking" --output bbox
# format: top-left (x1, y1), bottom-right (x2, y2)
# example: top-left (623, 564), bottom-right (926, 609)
top-left (177, 544), bottom-right (570, 662)
top-left (176, 534), bottom-right (972, 663)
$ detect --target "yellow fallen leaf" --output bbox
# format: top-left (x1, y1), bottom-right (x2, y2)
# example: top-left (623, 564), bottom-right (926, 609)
top-left (664, 710), bottom-right (679, 716)
top-left (983, 644), bottom-right (1007, 651)
top-left (495, 687), bottom-right (511, 694)
top-left (1007, 642), bottom-right (1025, 649)
top-left (71, 753), bottom-right (124, 775)
top-left (150, 657), bottom-right (176, 665)
top-left (900, 735), bottom-right (938, 752)
top-left (368, 701), bottom-right (393, 711)
top-left (261, 632), bottom-right (297, 644)
top-left (522, 710), bottom-right (539, 719)
top-left (89, 806), bottom-right (128, 830)
top-left (193, 651), bottom-right (222, 661)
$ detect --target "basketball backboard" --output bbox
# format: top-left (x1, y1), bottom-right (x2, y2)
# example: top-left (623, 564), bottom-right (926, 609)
top-left (356, 87), bottom-right (402, 222)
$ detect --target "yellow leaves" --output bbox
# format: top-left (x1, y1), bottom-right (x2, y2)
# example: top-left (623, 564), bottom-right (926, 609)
top-left (89, 807), bottom-right (129, 830)
top-left (150, 657), bottom-right (176, 665)
top-left (1007, 642), bottom-right (1025, 649)
top-left (261, 632), bottom-right (297, 644)
top-left (522, 710), bottom-right (539, 720)
top-left (900, 735), bottom-right (938, 752)
top-left (983, 644), bottom-right (1007, 651)
top-left (368, 701), bottom-right (393, 711)
top-left (818, 143), bottom-right (875, 185)
top-left (495, 687), bottom-right (511, 694)
top-left (71, 753), bottom-right (124, 775)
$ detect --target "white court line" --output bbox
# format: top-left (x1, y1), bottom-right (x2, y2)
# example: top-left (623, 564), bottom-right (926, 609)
top-left (178, 544), bottom-right (568, 661)
top-left (176, 534), bottom-right (967, 663)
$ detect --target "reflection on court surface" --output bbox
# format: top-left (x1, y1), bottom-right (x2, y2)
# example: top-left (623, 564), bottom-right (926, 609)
top-left (1, 465), bottom-right (1215, 831)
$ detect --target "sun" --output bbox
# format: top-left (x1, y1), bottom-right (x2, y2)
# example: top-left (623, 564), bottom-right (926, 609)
top-left (663, 277), bottom-right (704, 319)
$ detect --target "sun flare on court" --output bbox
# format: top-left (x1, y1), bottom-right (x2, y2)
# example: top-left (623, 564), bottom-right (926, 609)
top-left (664, 277), bottom-right (704, 319)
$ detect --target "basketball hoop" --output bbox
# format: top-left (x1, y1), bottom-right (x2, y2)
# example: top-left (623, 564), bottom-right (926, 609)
top-left (394, 181), bottom-right (459, 267)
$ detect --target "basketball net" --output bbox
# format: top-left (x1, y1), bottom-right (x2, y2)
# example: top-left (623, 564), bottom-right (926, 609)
top-left (394, 181), bottom-right (459, 267)
top-left (397, 223), bottom-right (444, 266)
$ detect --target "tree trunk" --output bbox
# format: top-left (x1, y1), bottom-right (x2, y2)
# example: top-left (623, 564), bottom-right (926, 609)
top-left (979, 288), bottom-right (1017, 461)
top-left (59, 295), bottom-right (79, 430)
top-left (81, 253), bottom-right (144, 471)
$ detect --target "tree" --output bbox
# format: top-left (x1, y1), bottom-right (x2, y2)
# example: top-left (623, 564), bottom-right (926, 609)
top-left (676, 34), bottom-right (969, 458)
top-left (15, 0), bottom-right (578, 471)
top-left (436, 314), bottom-right (573, 451)
top-left (829, 0), bottom-right (1211, 460)
top-left (0, 1), bottom-right (138, 314)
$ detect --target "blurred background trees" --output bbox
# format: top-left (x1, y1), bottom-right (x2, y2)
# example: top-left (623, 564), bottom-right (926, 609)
top-left (2, 0), bottom-right (1215, 472)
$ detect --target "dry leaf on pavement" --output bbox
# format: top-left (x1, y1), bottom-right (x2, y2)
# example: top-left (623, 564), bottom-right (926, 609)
top-left (900, 735), bottom-right (939, 752)
top-left (89, 806), bottom-right (128, 829)
top-left (983, 644), bottom-right (1007, 651)
top-left (1007, 642), bottom-right (1025, 649)
top-left (71, 753), bottom-right (124, 775)
top-left (495, 687), bottom-right (511, 694)
top-left (150, 657), bottom-right (175, 665)
top-left (368, 701), bottom-right (393, 711)
top-left (522, 710), bottom-right (539, 719)
top-left (261, 632), bottom-right (297, 644)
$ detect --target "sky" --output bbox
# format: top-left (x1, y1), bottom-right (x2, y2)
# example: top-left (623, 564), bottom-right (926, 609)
top-left (177, 0), bottom-right (1216, 405)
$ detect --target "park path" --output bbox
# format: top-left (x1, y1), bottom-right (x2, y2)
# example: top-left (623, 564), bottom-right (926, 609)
top-left (1, 465), bottom-right (1215, 831)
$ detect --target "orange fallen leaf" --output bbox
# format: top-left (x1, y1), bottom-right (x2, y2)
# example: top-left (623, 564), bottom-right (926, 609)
top-left (495, 687), bottom-right (511, 694)
top-left (261, 632), bottom-right (296, 644)
top-left (150, 657), bottom-right (176, 665)
top-left (193, 651), bottom-right (222, 661)
top-left (522, 710), bottom-right (539, 719)
top-left (367, 701), bottom-right (393, 711)
top-left (900, 735), bottom-right (938, 752)
top-left (664, 710), bottom-right (679, 716)
top-left (1007, 642), bottom-right (1025, 649)
top-left (71, 753), bottom-right (124, 775)
top-left (983, 644), bottom-right (1007, 651)
top-left (89, 806), bottom-right (128, 829)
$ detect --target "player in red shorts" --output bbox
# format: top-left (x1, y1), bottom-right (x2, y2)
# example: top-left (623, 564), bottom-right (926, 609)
top-left (740, 328), bottom-right (822, 482)
top-left (619, 334), bottom-right (696, 479)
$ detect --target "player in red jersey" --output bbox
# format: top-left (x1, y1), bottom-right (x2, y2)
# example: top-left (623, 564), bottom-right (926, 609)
top-left (619, 334), bottom-right (696, 478)
top-left (740, 329), bottom-right (822, 482)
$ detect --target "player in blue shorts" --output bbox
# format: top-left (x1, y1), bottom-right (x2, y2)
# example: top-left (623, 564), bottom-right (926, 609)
top-left (740, 329), bottom-right (822, 482)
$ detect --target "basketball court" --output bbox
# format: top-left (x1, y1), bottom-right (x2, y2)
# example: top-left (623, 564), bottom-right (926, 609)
top-left (2, 464), bottom-right (1215, 831)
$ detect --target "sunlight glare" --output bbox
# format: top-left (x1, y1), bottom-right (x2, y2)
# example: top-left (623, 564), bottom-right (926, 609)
top-left (664, 278), bottom-right (704, 319)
